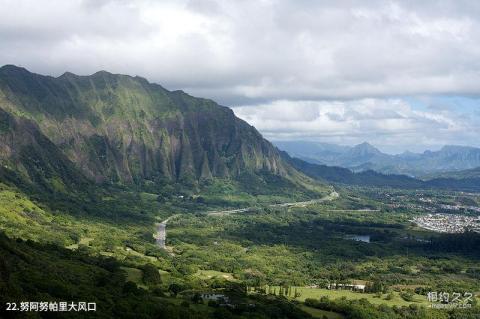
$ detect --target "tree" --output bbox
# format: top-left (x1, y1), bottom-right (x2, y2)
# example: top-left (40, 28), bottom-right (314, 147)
top-left (168, 283), bottom-right (183, 297)
top-left (123, 281), bottom-right (138, 294)
top-left (366, 279), bottom-right (384, 293)
top-left (400, 290), bottom-right (414, 302)
top-left (214, 308), bottom-right (233, 319)
top-left (191, 293), bottom-right (203, 304)
top-left (142, 263), bottom-right (162, 285)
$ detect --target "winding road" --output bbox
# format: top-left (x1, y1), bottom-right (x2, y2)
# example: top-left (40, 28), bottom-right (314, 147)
top-left (207, 190), bottom-right (339, 216)
top-left (154, 191), bottom-right (339, 249)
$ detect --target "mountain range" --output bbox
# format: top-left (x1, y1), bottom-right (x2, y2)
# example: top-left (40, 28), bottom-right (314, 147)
top-left (274, 141), bottom-right (480, 177)
top-left (0, 65), bottom-right (320, 197)
top-left (1, 64), bottom-right (477, 200)
top-left (280, 152), bottom-right (480, 192)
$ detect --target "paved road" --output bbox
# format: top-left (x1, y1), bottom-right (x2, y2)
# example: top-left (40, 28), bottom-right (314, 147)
top-left (155, 222), bottom-right (167, 249)
top-left (155, 191), bottom-right (339, 249)
top-left (154, 215), bottom-right (178, 249)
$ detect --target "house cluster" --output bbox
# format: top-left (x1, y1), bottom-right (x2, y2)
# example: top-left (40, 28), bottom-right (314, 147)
top-left (200, 293), bottom-right (233, 307)
top-left (413, 213), bottom-right (480, 233)
top-left (440, 204), bottom-right (480, 214)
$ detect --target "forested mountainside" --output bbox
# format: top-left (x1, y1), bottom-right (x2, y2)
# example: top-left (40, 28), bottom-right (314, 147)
top-left (0, 65), bottom-right (316, 193)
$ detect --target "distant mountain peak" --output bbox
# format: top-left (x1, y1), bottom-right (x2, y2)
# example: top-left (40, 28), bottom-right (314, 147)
top-left (397, 150), bottom-right (421, 160)
top-left (0, 64), bottom-right (30, 74)
top-left (59, 71), bottom-right (77, 78)
top-left (355, 141), bottom-right (376, 148)
top-left (350, 142), bottom-right (382, 154)
top-left (56, 69), bottom-right (124, 80)
top-left (358, 141), bottom-right (373, 146)
top-left (92, 70), bottom-right (113, 76)
top-left (0, 64), bottom-right (23, 70)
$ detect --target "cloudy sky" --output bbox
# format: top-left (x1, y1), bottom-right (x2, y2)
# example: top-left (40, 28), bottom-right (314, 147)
top-left (1, 0), bottom-right (479, 153)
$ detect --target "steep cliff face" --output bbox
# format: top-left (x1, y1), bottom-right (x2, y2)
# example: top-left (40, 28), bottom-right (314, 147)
top-left (0, 65), bottom-right (289, 185)
top-left (0, 107), bottom-right (89, 193)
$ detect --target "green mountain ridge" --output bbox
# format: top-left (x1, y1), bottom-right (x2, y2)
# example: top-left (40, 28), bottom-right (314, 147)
top-left (0, 65), bottom-right (317, 194)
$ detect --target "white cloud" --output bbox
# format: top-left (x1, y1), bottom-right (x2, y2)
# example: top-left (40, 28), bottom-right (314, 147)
top-left (233, 98), bottom-right (480, 153)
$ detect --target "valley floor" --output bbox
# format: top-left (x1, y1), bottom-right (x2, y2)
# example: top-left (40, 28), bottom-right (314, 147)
top-left (1, 181), bottom-right (479, 319)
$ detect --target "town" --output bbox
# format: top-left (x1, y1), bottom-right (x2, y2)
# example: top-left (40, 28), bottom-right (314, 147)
top-left (413, 213), bottom-right (480, 233)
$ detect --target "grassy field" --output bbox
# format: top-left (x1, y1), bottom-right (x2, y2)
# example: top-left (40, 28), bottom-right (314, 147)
top-left (121, 266), bottom-right (172, 286)
top-left (66, 237), bottom-right (94, 250)
top-left (195, 270), bottom-right (236, 281)
top-left (120, 266), bottom-right (146, 288)
top-left (123, 246), bottom-right (158, 262)
top-left (267, 287), bottom-right (429, 307)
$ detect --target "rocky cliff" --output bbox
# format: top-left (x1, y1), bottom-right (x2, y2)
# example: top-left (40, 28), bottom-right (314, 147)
top-left (0, 65), bottom-right (296, 188)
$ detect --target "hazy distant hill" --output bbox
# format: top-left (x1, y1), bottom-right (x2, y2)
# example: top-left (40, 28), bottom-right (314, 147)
top-left (273, 141), bottom-right (350, 164)
top-left (422, 167), bottom-right (480, 180)
top-left (280, 152), bottom-right (480, 192)
top-left (275, 141), bottom-right (480, 177)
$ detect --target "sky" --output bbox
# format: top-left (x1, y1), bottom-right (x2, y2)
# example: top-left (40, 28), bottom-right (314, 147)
top-left (1, 0), bottom-right (479, 153)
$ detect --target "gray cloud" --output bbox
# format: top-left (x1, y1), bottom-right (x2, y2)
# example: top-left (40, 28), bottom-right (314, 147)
top-left (1, 0), bottom-right (479, 151)
top-left (1, 0), bottom-right (480, 104)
